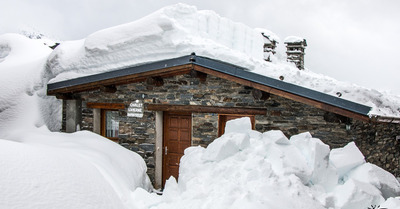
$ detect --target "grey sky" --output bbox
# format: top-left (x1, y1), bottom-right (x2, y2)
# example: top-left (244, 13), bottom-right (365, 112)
top-left (1, 0), bottom-right (399, 94)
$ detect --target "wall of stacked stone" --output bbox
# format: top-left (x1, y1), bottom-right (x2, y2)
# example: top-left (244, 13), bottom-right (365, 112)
top-left (62, 73), bottom-right (400, 181)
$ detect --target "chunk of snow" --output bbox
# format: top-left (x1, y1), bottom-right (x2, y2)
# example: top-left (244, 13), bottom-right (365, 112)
top-left (202, 132), bottom-right (250, 162)
top-left (224, 117), bottom-right (252, 134)
top-left (348, 163), bottom-right (400, 199)
top-left (329, 142), bottom-right (365, 178)
top-left (380, 197), bottom-right (400, 208)
top-left (262, 130), bottom-right (290, 145)
top-left (291, 132), bottom-right (338, 191)
top-left (332, 179), bottom-right (384, 209)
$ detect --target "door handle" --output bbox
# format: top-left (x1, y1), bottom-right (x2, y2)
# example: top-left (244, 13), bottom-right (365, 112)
top-left (165, 146), bottom-right (168, 155)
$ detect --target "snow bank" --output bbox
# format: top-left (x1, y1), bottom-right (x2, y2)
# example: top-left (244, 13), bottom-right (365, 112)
top-left (0, 128), bottom-right (152, 209)
top-left (131, 117), bottom-right (400, 209)
top-left (0, 33), bottom-right (61, 137)
top-left (0, 34), bottom-right (153, 209)
top-left (47, 4), bottom-right (400, 118)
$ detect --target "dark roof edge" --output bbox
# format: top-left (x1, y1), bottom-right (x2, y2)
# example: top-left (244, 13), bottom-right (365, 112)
top-left (47, 53), bottom-right (371, 117)
top-left (47, 55), bottom-right (193, 91)
top-left (193, 56), bottom-right (371, 116)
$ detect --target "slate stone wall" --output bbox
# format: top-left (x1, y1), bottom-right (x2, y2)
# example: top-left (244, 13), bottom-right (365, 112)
top-left (63, 73), bottom-right (400, 181)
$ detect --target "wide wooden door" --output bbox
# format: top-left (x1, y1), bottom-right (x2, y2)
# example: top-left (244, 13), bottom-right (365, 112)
top-left (163, 112), bottom-right (192, 186)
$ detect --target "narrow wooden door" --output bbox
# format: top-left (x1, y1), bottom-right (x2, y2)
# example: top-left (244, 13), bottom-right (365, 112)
top-left (162, 112), bottom-right (192, 187)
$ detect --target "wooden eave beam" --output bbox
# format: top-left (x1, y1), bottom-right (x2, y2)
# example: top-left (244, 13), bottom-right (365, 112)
top-left (193, 65), bottom-right (370, 122)
top-left (47, 64), bottom-right (193, 95)
top-left (146, 104), bottom-right (267, 115)
top-left (100, 85), bottom-right (117, 93)
top-left (86, 102), bottom-right (125, 109)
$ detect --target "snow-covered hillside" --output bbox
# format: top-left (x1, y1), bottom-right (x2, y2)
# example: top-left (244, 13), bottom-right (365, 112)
top-left (47, 3), bottom-right (400, 118)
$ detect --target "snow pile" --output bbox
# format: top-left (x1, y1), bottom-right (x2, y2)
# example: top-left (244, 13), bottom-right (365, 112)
top-left (0, 34), bottom-right (153, 209)
top-left (47, 3), bottom-right (400, 118)
top-left (132, 117), bottom-right (400, 209)
top-left (0, 33), bottom-right (60, 137)
top-left (0, 128), bottom-right (152, 209)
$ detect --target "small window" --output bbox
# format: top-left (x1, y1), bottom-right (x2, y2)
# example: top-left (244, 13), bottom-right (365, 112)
top-left (218, 114), bottom-right (255, 136)
top-left (101, 110), bottom-right (119, 141)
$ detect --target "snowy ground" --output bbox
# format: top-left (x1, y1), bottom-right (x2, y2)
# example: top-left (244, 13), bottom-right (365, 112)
top-left (0, 129), bottom-right (152, 209)
top-left (1, 3), bottom-right (400, 209)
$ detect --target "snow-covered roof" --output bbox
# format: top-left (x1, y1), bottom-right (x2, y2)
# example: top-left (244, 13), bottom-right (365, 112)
top-left (47, 3), bottom-right (400, 118)
top-left (255, 28), bottom-right (280, 43)
top-left (284, 35), bottom-right (306, 44)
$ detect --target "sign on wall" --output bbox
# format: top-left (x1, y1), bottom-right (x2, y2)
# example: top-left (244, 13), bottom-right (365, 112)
top-left (127, 100), bottom-right (144, 118)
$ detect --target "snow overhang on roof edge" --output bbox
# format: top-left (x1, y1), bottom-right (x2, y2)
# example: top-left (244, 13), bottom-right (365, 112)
top-left (47, 53), bottom-right (372, 118)
top-left (370, 115), bottom-right (400, 124)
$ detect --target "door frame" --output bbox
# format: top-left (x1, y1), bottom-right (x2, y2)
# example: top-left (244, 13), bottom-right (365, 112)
top-left (162, 111), bottom-right (192, 188)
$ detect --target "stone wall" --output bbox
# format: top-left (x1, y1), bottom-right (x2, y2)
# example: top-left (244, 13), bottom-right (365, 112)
top-left (63, 73), bottom-right (400, 181)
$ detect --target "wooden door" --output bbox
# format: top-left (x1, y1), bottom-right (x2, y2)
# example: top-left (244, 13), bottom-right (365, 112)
top-left (163, 112), bottom-right (192, 186)
top-left (218, 114), bottom-right (255, 136)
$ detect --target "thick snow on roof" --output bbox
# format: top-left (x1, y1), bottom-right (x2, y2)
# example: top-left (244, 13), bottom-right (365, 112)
top-left (284, 35), bottom-right (305, 44)
top-left (47, 3), bottom-right (263, 83)
top-left (47, 4), bottom-right (400, 118)
top-left (255, 28), bottom-right (280, 43)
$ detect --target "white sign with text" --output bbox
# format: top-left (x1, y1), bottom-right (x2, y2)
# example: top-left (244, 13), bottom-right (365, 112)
top-left (127, 100), bottom-right (144, 118)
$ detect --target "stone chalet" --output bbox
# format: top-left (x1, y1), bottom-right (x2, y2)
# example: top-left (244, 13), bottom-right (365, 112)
top-left (47, 53), bottom-right (400, 188)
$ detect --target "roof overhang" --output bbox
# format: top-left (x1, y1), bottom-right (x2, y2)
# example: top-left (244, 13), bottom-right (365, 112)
top-left (47, 54), bottom-right (373, 122)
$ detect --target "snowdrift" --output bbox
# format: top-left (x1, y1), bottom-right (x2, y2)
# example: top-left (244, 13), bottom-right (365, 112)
top-left (132, 117), bottom-right (400, 209)
top-left (0, 33), bottom-right (60, 137)
top-left (0, 33), bottom-right (153, 209)
top-left (47, 3), bottom-right (400, 118)
top-left (0, 129), bottom-right (152, 209)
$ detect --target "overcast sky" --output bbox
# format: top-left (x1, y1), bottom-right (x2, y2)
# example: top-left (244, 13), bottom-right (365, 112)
top-left (1, 0), bottom-right (399, 94)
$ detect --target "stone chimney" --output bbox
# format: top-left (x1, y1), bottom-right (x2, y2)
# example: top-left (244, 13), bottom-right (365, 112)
top-left (261, 33), bottom-right (278, 62)
top-left (256, 29), bottom-right (280, 62)
top-left (284, 36), bottom-right (307, 70)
